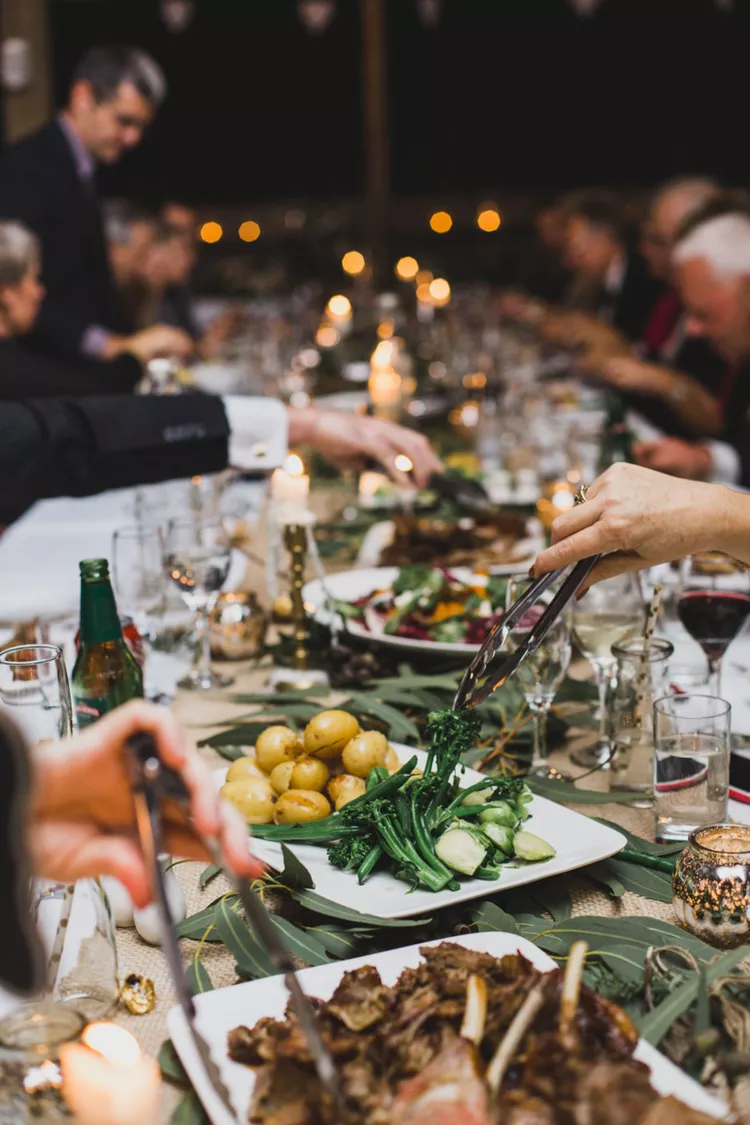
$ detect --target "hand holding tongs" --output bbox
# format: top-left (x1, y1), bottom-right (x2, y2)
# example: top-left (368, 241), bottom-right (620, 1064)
top-left (453, 489), bottom-right (599, 712)
top-left (127, 732), bottom-right (342, 1123)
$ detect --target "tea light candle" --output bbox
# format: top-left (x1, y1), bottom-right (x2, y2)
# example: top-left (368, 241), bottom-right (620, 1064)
top-left (271, 453), bottom-right (310, 522)
top-left (60, 1022), bottom-right (161, 1125)
top-left (368, 362), bottom-right (402, 418)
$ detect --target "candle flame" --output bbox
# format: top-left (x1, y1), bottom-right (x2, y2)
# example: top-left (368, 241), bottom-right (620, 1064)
top-left (285, 453), bottom-right (305, 478)
top-left (82, 1023), bottom-right (141, 1066)
top-left (371, 340), bottom-right (394, 369)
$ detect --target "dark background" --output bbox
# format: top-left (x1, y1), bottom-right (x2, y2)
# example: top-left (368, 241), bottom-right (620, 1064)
top-left (48, 0), bottom-right (750, 207)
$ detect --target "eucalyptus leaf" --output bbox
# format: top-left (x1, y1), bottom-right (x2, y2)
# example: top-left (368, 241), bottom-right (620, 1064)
top-left (199, 865), bottom-right (221, 889)
top-left (292, 888), bottom-right (429, 928)
top-left (171, 1090), bottom-right (210, 1125)
top-left (593, 819), bottom-right (685, 857)
top-left (176, 898), bottom-right (234, 942)
top-left (637, 947), bottom-right (747, 1045)
top-left (270, 916), bottom-right (332, 966)
top-left (694, 965), bottom-right (710, 1036)
top-left (158, 1039), bottom-right (188, 1086)
top-left (305, 925), bottom-right (370, 959)
top-left (517, 915), bottom-right (723, 966)
top-left (586, 861), bottom-right (625, 899)
top-left (198, 725), bottom-right (270, 749)
top-left (597, 944), bottom-right (654, 983)
top-left (526, 775), bottom-right (632, 805)
top-left (214, 897), bottom-right (275, 979)
top-left (186, 955), bottom-right (214, 994)
top-left (275, 844), bottom-right (315, 890)
top-left (591, 857), bottom-right (674, 903)
top-left (472, 901), bottom-right (521, 934)
top-left (346, 693), bottom-right (421, 742)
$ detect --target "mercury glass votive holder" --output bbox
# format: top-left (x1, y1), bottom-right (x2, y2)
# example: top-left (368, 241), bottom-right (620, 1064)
top-left (672, 824), bottom-right (750, 948)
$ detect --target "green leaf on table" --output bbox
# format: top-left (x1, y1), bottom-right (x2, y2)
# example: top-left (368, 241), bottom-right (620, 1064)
top-left (176, 898), bottom-right (234, 942)
top-left (472, 901), bottom-right (521, 934)
top-left (199, 865), bottom-right (221, 889)
top-left (214, 896), bottom-right (275, 979)
top-left (186, 954), bottom-right (214, 994)
top-left (270, 916), bottom-right (332, 966)
top-left (499, 884), bottom-right (573, 924)
top-left (517, 914), bottom-right (725, 967)
top-left (198, 724), bottom-right (268, 750)
top-left (292, 887), bottom-right (429, 928)
top-left (171, 1089), bottom-right (210, 1125)
top-left (305, 925), bottom-right (371, 959)
top-left (597, 944), bottom-right (654, 984)
top-left (694, 965), bottom-right (710, 1036)
top-left (158, 1039), bottom-right (188, 1086)
top-left (526, 775), bottom-right (633, 805)
top-left (593, 819), bottom-right (686, 857)
top-left (346, 693), bottom-right (421, 743)
top-left (590, 857), bottom-right (674, 903)
top-left (637, 946), bottom-right (747, 1045)
top-left (275, 844), bottom-right (315, 890)
top-left (586, 861), bottom-right (626, 898)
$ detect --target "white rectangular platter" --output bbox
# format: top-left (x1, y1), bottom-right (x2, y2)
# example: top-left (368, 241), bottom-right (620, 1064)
top-left (168, 932), bottom-right (728, 1125)
top-left (222, 742), bottom-right (627, 920)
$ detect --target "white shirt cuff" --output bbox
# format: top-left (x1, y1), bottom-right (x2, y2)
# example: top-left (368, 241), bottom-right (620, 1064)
top-left (707, 440), bottom-right (741, 485)
top-left (222, 396), bottom-right (288, 471)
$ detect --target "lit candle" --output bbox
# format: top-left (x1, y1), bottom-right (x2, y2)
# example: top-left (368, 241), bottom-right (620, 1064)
top-left (60, 1023), bottom-right (161, 1125)
top-left (358, 469), bottom-right (390, 505)
top-left (270, 454), bottom-right (312, 523)
top-left (369, 340), bottom-right (402, 419)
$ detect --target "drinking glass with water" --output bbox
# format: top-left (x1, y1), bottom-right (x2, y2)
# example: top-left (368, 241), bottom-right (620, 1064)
top-left (653, 694), bottom-right (730, 842)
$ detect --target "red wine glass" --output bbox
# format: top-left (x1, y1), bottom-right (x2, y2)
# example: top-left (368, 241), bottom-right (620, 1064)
top-left (677, 554), bottom-right (750, 697)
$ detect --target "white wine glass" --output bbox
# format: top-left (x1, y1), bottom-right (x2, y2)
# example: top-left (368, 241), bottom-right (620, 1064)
top-left (572, 572), bottom-right (644, 769)
top-left (165, 518), bottom-right (234, 691)
top-left (0, 644), bottom-right (73, 742)
top-left (112, 526), bottom-right (167, 698)
top-left (505, 577), bottom-right (572, 777)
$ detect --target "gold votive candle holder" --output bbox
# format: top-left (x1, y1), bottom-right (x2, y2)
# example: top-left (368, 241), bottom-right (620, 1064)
top-left (673, 824), bottom-right (750, 948)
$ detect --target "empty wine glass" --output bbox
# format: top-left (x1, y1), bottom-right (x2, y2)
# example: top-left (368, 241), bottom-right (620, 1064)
top-left (677, 554), bottom-right (750, 697)
top-left (505, 577), bottom-right (572, 777)
top-left (0, 645), bottom-right (73, 742)
top-left (165, 519), bottom-right (234, 691)
top-left (112, 526), bottom-right (166, 697)
top-left (572, 572), bottom-right (644, 769)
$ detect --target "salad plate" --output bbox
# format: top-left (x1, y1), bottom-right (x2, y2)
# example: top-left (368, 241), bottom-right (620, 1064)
top-left (216, 742), bottom-right (626, 920)
top-left (303, 565), bottom-right (524, 656)
top-left (168, 932), bottom-right (727, 1125)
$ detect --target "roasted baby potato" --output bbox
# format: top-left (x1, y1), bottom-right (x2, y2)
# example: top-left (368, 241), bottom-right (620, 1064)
top-left (328, 773), bottom-right (366, 810)
top-left (303, 710), bottom-right (360, 760)
top-left (254, 726), bottom-right (303, 773)
top-left (269, 760), bottom-right (295, 795)
top-left (274, 789), bottom-right (331, 824)
top-left (226, 756), bottom-right (262, 783)
top-left (341, 731), bottom-right (390, 778)
top-left (220, 777), bottom-right (276, 824)
top-left (289, 755), bottom-right (330, 792)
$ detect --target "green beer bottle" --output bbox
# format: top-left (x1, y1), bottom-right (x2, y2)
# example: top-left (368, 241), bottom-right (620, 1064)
top-left (72, 558), bottom-right (143, 727)
top-left (599, 391), bottom-right (634, 472)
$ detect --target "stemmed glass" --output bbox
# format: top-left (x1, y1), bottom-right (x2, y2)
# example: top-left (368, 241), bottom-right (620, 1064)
top-left (165, 518), bottom-right (234, 691)
top-left (571, 572), bottom-right (644, 769)
top-left (677, 554), bottom-right (750, 698)
top-left (505, 577), bottom-right (572, 777)
top-left (112, 526), bottom-right (166, 695)
top-left (0, 644), bottom-right (73, 742)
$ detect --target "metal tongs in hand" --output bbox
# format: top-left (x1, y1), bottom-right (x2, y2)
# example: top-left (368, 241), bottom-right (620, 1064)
top-left (127, 732), bottom-right (342, 1123)
top-left (453, 491), bottom-right (600, 712)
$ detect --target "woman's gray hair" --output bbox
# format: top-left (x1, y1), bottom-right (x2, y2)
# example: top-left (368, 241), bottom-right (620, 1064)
top-left (0, 222), bottom-right (39, 287)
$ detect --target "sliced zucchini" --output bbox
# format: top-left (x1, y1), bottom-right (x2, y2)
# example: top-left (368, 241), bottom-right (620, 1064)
top-left (482, 822), bottom-right (514, 854)
top-left (479, 801), bottom-right (517, 829)
top-left (513, 830), bottom-right (556, 863)
top-left (435, 827), bottom-right (488, 876)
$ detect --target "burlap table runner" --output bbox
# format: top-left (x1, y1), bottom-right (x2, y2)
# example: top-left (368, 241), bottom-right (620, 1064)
top-left (111, 492), bottom-right (700, 1121)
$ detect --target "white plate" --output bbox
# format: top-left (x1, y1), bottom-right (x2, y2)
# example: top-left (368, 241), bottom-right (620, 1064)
top-left (219, 742), bottom-right (626, 919)
top-left (303, 566), bottom-right (527, 657)
top-left (168, 932), bottom-right (727, 1125)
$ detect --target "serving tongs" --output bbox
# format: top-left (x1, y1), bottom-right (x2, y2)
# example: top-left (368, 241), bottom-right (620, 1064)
top-left (453, 553), bottom-right (601, 712)
top-left (127, 732), bottom-right (342, 1123)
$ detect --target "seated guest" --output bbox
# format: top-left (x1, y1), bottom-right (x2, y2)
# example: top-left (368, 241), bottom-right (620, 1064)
top-left (516, 202), bottom-right (572, 304)
top-left (0, 45), bottom-right (192, 363)
top-left (139, 219), bottom-right (200, 339)
top-left (104, 200), bottom-right (158, 290)
top-left (598, 177), bottom-right (725, 439)
top-left (633, 201), bottom-right (750, 486)
top-left (0, 222), bottom-right (188, 398)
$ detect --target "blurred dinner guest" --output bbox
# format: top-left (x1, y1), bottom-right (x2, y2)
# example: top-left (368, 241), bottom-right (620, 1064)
top-left (161, 200), bottom-right (199, 241)
top-left (634, 202), bottom-right (750, 486)
top-left (560, 189), bottom-right (664, 341)
top-left (516, 202), bottom-right (572, 303)
top-left (104, 200), bottom-right (157, 290)
top-left (599, 177), bottom-right (725, 439)
top-left (0, 221), bottom-right (188, 399)
top-left (0, 45), bottom-right (192, 364)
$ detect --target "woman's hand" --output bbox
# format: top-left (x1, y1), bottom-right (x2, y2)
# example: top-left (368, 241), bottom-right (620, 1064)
top-left (30, 701), bottom-right (263, 908)
top-left (530, 462), bottom-right (736, 585)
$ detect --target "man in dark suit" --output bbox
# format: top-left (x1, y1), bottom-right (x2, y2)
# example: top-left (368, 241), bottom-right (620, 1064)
top-left (0, 45), bottom-right (191, 364)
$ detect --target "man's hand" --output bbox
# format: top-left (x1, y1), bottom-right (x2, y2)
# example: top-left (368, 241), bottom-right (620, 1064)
top-left (634, 437), bottom-right (713, 479)
top-left (601, 357), bottom-right (665, 395)
top-left (290, 409), bottom-right (443, 488)
top-left (126, 325), bottom-right (195, 364)
top-left (30, 701), bottom-right (262, 908)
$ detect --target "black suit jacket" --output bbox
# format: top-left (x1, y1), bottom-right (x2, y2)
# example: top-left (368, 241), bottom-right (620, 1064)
top-left (0, 122), bottom-right (126, 358)
top-left (0, 338), bottom-right (141, 400)
top-left (0, 393), bottom-right (230, 524)
top-left (597, 253), bottom-right (665, 343)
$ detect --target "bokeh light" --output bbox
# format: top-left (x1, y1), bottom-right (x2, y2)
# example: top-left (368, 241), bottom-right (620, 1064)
top-left (415, 269), bottom-right (433, 287)
top-left (327, 294), bottom-right (352, 318)
top-left (429, 277), bottom-right (451, 305)
top-left (341, 250), bottom-right (366, 275)
top-left (477, 208), bottom-right (502, 232)
top-left (315, 324), bottom-right (340, 348)
top-left (238, 220), bottom-right (261, 242)
top-left (395, 255), bottom-right (419, 281)
top-left (429, 211), bottom-right (453, 234)
top-left (200, 221), bottom-right (223, 244)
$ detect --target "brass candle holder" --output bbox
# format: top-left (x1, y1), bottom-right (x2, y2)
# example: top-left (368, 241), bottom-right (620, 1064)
top-left (284, 523), bottom-right (310, 673)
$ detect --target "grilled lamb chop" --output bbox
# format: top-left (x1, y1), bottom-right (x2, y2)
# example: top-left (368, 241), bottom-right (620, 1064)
top-left (391, 1037), bottom-right (494, 1125)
